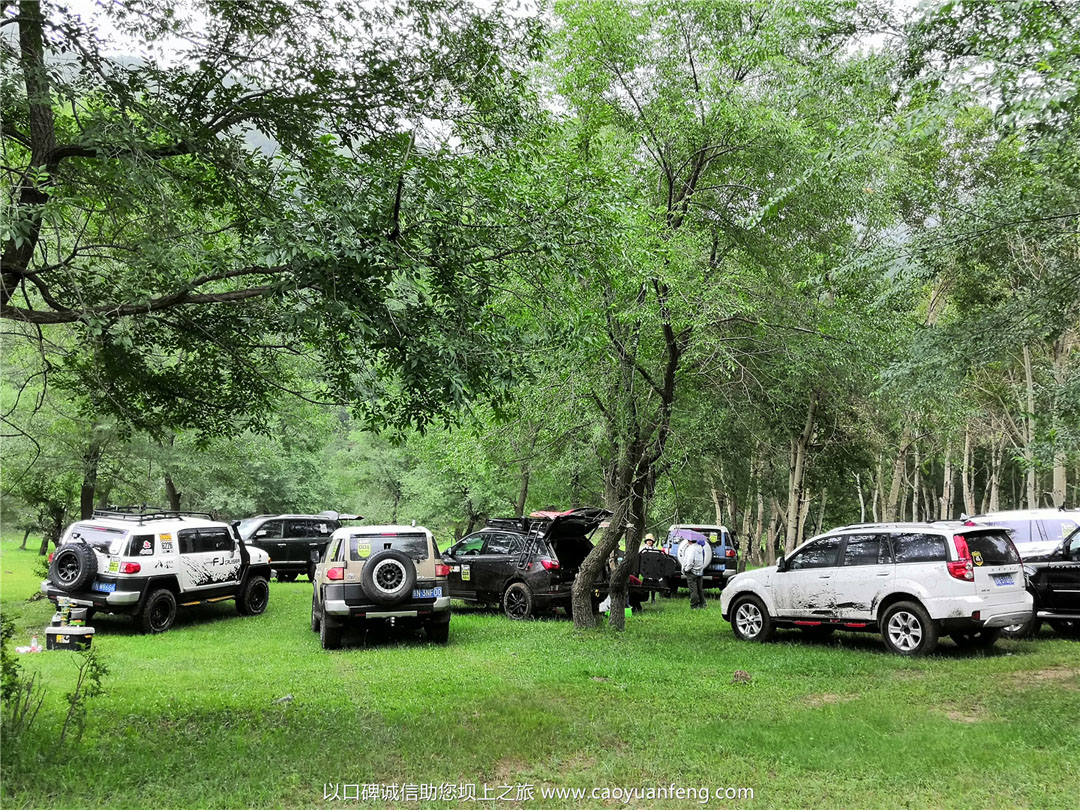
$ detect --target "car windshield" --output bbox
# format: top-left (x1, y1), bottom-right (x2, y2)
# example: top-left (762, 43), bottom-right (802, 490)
top-left (66, 523), bottom-right (129, 555)
top-left (963, 531), bottom-right (1021, 566)
top-left (235, 519), bottom-right (260, 538)
top-left (349, 533), bottom-right (429, 562)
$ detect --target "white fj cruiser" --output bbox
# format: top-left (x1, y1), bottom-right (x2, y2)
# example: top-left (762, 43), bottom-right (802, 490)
top-left (41, 509), bottom-right (273, 633)
top-left (721, 522), bottom-right (1033, 656)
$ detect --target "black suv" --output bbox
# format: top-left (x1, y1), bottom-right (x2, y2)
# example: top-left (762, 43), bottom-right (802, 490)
top-left (1005, 528), bottom-right (1080, 638)
top-left (442, 507), bottom-right (610, 620)
top-left (237, 512), bottom-right (359, 581)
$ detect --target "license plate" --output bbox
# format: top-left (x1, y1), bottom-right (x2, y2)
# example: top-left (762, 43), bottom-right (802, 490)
top-left (92, 580), bottom-right (116, 593)
top-left (992, 574), bottom-right (1014, 586)
top-left (412, 587), bottom-right (442, 599)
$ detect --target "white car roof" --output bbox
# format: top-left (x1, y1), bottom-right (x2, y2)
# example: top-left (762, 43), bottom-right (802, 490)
top-left (333, 524), bottom-right (431, 537)
top-left (669, 524), bottom-right (730, 532)
top-left (71, 517), bottom-right (226, 532)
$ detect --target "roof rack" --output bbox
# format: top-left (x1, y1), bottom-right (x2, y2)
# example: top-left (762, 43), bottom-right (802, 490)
top-left (93, 507), bottom-right (215, 523)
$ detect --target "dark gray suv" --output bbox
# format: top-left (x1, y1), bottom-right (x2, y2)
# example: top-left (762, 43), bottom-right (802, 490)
top-left (237, 512), bottom-right (359, 581)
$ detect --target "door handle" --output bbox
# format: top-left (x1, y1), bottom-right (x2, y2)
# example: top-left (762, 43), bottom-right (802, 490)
top-left (876, 572), bottom-right (890, 577)
top-left (276, 543), bottom-right (287, 547)
top-left (818, 575), bottom-right (831, 579)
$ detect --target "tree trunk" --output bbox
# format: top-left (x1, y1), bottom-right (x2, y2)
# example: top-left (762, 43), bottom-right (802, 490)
top-left (988, 434), bottom-right (1004, 512)
top-left (1022, 344), bottom-right (1038, 508)
top-left (885, 429), bottom-right (912, 522)
top-left (709, 478), bottom-right (723, 525)
top-left (80, 438), bottom-right (105, 520)
top-left (20, 528), bottom-right (31, 550)
top-left (814, 489), bottom-right (828, 537)
top-left (751, 478), bottom-right (765, 567)
top-left (165, 475), bottom-right (182, 511)
top-left (766, 497), bottom-right (781, 566)
top-left (609, 477), bottom-right (649, 631)
top-left (962, 427), bottom-right (976, 516)
top-left (515, 465), bottom-right (530, 518)
top-left (784, 393), bottom-right (818, 554)
top-left (855, 472), bottom-right (866, 523)
top-left (940, 444), bottom-right (953, 520)
top-left (912, 444), bottom-right (921, 522)
top-left (1050, 333), bottom-right (1073, 508)
top-left (572, 493), bottom-right (630, 628)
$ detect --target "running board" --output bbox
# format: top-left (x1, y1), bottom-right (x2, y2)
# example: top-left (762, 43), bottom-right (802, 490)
top-left (1037, 611), bottom-right (1080, 620)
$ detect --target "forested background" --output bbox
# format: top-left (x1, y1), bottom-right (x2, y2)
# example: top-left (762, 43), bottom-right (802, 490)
top-left (3, 0), bottom-right (1078, 575)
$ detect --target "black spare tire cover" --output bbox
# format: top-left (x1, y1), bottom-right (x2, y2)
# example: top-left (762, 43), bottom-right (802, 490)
top-left (49, 543), bottom-right (98, 592)
top-left (360, 549), bottom-right (417, 606)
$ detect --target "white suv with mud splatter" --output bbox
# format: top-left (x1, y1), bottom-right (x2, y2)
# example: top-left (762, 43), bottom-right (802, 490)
top-left (41, 509), bottom-right (272, 633)
top-left (720, 522), bottom-right (1033, 656)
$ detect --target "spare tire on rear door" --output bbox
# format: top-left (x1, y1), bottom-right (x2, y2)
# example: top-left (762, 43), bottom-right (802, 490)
top-left (360, 549), bottom-right (416, 606)
top-left (49, 543), bottom-right (98, 592)
top-left (677, 539), bottom-right (713, 570)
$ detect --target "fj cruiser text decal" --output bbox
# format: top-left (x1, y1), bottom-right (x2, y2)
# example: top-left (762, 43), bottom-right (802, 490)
top-left (180, 557), bottom-right (240, 587)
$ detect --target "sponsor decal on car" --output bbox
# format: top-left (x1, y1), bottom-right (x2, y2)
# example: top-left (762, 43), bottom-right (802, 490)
top-left (972, 551), bottom-right (984, 566)
top-left (356, 542), bottom-right (372, 559)
top-left (108, 560), bottom-right (120, 573)
top-left (159, 533), bottom-right (174, 553)
top-left (462, 565), bottom-right (471, 582)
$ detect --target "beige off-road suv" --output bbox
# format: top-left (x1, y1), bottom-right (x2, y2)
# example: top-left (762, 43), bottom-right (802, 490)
top-left (310, 524), bottom-right (450, 649)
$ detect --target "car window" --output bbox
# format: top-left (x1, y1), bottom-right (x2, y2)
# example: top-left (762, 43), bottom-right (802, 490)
top-left (963, 531), bottom-right (1021, 566)
top-left (349, 533), bottom-right (429, 562)
top-left (482, 533), bottom-right (517, 555)
top-left (453, 534), bottom-right (485, 556)
top-left (983, 520), bottom-right (1032, 544)
top-left (126, 533), bottom-right (156, 557)
top-left (255, 520), bottom-right (284, 539)
top-left (1066, 530), bottom-right (1080, 560)
top-left (1036, 518), bottom-right (1080, 544)
top-left (841, 534), bottom-right (891, 566)
top-left (892, 533), bottom-right (947, 563)
top-left (312, 520), bottom-right (336, 537)
top-left (328, 538), bottom-right (343, 562)
top-left (285, 519), bottom-right (311, 537)
top-left (201, 529), bottom-right (234, 553)
top-left (788, 537), bottom-right (842, 570)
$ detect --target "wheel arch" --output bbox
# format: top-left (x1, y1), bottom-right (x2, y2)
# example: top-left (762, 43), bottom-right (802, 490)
top-left (875, 592), bottom-right (926, 623)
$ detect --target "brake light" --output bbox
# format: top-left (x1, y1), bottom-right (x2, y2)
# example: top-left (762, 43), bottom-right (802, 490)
top-left (48, 553), bottom-right (54, 563)
top-left (948, 534), bottom-right (974, 581)
top-left (326, 567), bottom-right (345, 581)
top-left (435, 563), bottom-right (451, 577)
top-left (120, 562), bottom-right (141, 574)
top-left (725, 548), bottom-right (736, 558)
top-left (539, 558), bottom-right (559, 571)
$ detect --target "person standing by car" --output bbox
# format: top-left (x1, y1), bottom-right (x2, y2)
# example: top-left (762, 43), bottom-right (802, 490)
top-left (681, 536), bottom-right (707, 609)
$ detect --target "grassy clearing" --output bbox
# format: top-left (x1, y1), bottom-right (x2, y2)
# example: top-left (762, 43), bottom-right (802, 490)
top-left (2, 538), bottom-right (1078, 809)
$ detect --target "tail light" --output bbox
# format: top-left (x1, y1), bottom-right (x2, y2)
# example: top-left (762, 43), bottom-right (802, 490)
top-left (725, 548), bottom-right (736, 558)
top-left (120, 562), bottom-right (141, 574)
top-left (948, 535), bottom-right (974, 581)
top-left (48, 553), bottom-right (54, 563)
top-left (435, 563), bottom-right (451, 577)
top-left (539, 558), bottom-right (559, 571)
top-left (326, 566), bottom-right (345, 581)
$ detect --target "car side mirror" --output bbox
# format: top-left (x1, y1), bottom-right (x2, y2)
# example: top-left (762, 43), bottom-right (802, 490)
top-left (776, 555), bottom-right (786, 572)
top-left (255, 529), bottom-right (269, 538)
top-left (442, 552), bottom-right (456, 563)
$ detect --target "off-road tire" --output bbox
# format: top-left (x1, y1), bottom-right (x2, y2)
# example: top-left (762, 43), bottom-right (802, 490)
top-left (320, 615), bottom-right (342, 650)
top-left (307, 562), bottom-right (316, 581)
top-left (427, 622), bottom-right (449, 644)
top-left (49, 543), bottom-right (98, 592)
top-left (360, 549), bottom-right (416, 606)
top-left (1049, 619), bottom-right (1080, 638)
top-left (139, 588), bottom-right (177, 634)
top-left (311, 593), bottom-right (321, 632)
top-left (236, 575), bottom-right (269, 616)
top-left (730, 595), bottom-right (775, 642)
top-left (1001, 614), bottom-right (1040, 639)
top-left (950, 628), bottom-right (1002, 649)
top-left (880, 601), bottom-right (938, 656)
top-left (276, 572), bottom-right (298, 583)
top-left (503, 582), bottom-right (534, 620)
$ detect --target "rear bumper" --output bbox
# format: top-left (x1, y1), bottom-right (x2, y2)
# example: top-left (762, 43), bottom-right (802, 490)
top-left (41, 580), bottom-right (142, 610)
top-left (324, 584), bottom-right (451, 618)
top-left (929, 594), bottom-right (1034, 631)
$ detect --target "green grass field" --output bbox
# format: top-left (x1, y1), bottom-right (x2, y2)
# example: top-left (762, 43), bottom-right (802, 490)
top-left (2, 538), bottom-right (1078, 809)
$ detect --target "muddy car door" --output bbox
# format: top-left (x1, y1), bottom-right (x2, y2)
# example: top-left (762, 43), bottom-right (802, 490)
top-left (177, 527), bottom-right (241, 591)
top-left (830, 534), bottom-right (893, 620)
top-left (773, 536), bottom-right (843, 618)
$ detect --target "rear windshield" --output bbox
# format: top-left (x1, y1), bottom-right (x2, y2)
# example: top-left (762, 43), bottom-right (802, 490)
top-left (669, 528), bottom-right (731, 547)
top-left (349, 533), bottom-right (429, 562)
top-left (963, 531), bottom-right (1021, 566)
top-left (66, 524), bottom-right (129, 555)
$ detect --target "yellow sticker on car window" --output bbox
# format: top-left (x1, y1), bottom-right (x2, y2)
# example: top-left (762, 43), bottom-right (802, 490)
top-left (160, 533), bottom-right (172, 541)
top-left (462, 565), bottom-right (471, 582)
top-left (356, 543), bottom-right (371, 558)
top-left (972, 551), bottom-right (983, 566)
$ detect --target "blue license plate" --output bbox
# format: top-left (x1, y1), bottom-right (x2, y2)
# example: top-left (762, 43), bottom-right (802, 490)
top-left (992, 574), bottom-right (1014, 586)
top-left (92, 580), bottom-right (116, 593)
top-left (412, 587), bottom-right (442, 599)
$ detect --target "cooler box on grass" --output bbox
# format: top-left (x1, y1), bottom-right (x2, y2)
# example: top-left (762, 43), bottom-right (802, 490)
top-left (46, 626), bottom-right (94, 651)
